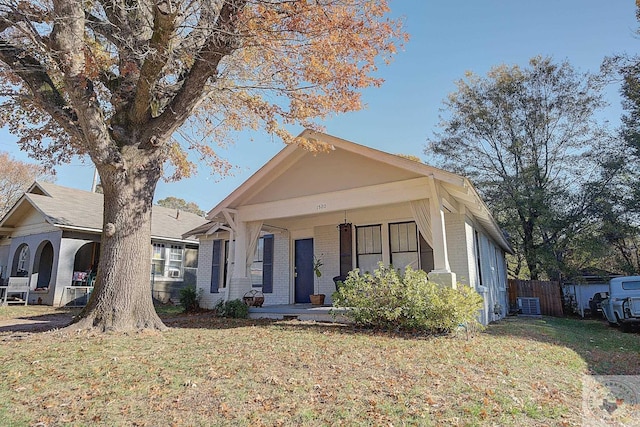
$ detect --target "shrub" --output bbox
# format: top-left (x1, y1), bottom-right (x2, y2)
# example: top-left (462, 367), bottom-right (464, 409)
top-left (214, 299), bottom-right (249, 319)
top-left (332, 264), bottom-right (484, 333)
top-left (179, 286), bottom-right (201, 313)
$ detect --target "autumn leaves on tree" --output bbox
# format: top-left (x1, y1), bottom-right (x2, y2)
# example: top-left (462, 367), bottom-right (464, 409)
top-left (0, 1), bottom-right (405, 331)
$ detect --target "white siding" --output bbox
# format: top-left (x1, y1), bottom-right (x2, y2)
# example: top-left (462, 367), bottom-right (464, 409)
top-left (473, 225), bottom-right (509, 323)
top-left (8, 209), bottom-right (58, 237)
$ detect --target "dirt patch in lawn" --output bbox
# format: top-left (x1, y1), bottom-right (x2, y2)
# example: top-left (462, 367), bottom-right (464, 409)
top-left (0, 307), bottom-right (77, 337)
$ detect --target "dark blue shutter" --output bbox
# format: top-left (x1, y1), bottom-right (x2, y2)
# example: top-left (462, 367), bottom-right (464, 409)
top-left (262, 234), bottom-right (274, 293)
top-left (210, 240), bottom-right (221, 293)
top-left (339, 223), bottom-right (353, 276)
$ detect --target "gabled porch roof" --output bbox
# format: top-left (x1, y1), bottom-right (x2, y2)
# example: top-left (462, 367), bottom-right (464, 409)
top-left (188, 130), bottom-right (512, 254)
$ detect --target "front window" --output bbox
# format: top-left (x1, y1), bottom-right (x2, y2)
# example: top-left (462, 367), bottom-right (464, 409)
top-left (151, 243), bottom-right (184, 279)
top-left (17, 245), bottom-right (30, 274)
top-left (356, 225), bottom-right (382, 274)
top-left (475, 231), bottom-right (483, 287)
top-left (223, 240), bottom-right (229, 288)
top-left (250, 237), bottom-right (265, 287)
top-left (168, 245), bottom-right (183, 278)
top-left (151, 243), bottom-right (165, 276)
top-left (389, 222), bottom-right (419, 271)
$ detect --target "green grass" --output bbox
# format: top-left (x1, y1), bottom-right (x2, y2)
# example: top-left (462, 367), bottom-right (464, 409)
top-left (487, 316), bottom-right (640, 374)
top-left (0, 310), bottom-right (638, 426)
top-left (153, 301), bottom-right (185, 316)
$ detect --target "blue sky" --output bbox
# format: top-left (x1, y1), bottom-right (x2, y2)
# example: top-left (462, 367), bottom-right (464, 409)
top-left (0, 0), bottom-right (638, 212)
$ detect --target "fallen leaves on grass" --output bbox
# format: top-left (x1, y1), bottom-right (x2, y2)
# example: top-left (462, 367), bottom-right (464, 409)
top-left (0, 312), bottom-right (637, 425)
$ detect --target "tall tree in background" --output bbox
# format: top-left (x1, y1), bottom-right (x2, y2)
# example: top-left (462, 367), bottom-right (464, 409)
top-left (0, 152), bottom-right (54, 218)
top-left (426, 57), bottom-right (613, 281)
top-left (157, 196), bottom-right (204, 217)
top-left (611, 58), bottom-right (640, 274)
top-left (601, 20), bottom-right (640, 274)
top-left (0, 1), bottom-right (405, 331)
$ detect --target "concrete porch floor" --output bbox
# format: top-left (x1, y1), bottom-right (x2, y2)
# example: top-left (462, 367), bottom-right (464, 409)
top-left (248, 304), bottom-right (350, 323)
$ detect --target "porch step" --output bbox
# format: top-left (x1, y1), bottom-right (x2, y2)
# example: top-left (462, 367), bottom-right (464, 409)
top-left (248, 304), bottom-right (350, 323)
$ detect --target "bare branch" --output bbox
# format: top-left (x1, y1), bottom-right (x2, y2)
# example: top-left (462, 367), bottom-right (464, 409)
top-left (145, 0), bottom-right (247, 145)
top-left (130, 0), bottom-right (179, 124)
top-left (0, 40), bottom-right (84, 142)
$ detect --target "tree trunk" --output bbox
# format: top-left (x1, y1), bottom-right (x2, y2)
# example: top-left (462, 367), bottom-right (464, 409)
top-left (522, 219), bottom-right (540, 281)
top-left (70, 152), bottom-right (167, 332)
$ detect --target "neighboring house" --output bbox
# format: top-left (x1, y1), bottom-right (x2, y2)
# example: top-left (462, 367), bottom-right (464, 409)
top-left (0, 182), bottom-right (207, 306)
top-left (187, 130), bottom-right (513, 325)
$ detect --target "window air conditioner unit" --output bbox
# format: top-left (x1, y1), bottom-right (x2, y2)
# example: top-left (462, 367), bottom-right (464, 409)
top-left (169, 270), bottom-right (181, 278)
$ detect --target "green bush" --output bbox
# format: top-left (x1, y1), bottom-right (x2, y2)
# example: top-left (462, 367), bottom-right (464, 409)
top-left (214, 299), bottom-right (249, 319)
top-left (179, 286), bottom-right (201, 313)
top-left (332, 264), bottom-right (484, 333)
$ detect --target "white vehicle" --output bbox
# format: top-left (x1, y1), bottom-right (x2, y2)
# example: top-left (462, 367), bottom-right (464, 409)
top-left (601, 276), bottom-right (640, 330)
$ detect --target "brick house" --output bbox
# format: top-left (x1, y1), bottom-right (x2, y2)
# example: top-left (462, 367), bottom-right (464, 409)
top-left (187, 130), bottom-right (512, 325)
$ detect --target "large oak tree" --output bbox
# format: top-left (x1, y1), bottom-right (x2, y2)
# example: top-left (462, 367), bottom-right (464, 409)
top-left (0, 0), bottom-right (405, 331)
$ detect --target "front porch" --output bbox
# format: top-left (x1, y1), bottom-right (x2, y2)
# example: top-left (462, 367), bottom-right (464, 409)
top-left (248, 303), bottom-right (350, 323)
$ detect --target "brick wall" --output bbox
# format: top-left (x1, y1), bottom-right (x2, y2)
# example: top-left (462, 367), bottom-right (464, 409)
top-left (196, 238), bottom-right (222, 309)
top-left (444, 213), bottom-right (471, 285)
top-left (313, 224), bottom-right (340, 303)
top-left (264, 231), bottom-right (290, 305)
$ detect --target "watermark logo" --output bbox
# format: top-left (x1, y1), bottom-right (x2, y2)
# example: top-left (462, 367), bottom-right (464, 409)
top-left (583, 375), bottom-right (640, 426)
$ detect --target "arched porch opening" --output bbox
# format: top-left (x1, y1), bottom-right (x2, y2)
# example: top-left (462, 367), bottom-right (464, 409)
top-left (33, 240), bottom-right (54, 290)
top-left (11, 244), bottom-right (30, 277)
top-left (73, 242), bottom-right (100, 282)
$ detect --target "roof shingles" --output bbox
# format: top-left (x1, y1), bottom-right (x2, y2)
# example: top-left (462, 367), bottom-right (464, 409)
top-left (17, 182), bottom-right (207, 242)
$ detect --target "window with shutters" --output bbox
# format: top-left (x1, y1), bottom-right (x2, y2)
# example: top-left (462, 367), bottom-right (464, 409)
top-left (210, 240), bottom-right (222, 293)
top-left (250, 235), bottom-right (274, 291)
top-left (250, 237), bottom-right (265, 287)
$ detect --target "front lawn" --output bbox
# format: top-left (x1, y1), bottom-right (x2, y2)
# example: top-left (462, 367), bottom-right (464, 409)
top-left (0, 309), bottom-right (637, 426)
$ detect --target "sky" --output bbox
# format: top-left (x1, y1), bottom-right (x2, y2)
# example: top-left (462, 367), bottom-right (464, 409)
top-left (0, 0), bottom-right (638, 213)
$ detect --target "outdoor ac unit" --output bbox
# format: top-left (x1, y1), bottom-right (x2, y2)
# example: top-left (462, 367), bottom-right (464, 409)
top-left (517, 297), bottom-right (541, 315)
top-left (169, 270), bottom-right (181, 278)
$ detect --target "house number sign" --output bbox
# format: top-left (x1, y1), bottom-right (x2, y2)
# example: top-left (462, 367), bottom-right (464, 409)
top-left (317, 203), bottom-right (327, 211)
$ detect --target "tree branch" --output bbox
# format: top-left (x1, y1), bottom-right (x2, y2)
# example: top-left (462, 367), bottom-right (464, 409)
top-left (0, 40), bottom-right (84, 142)
top-left (144, 0), bottom-right (247, 145)
top-left (130, 0), bottom-right (178, 124)
top-left (96, 0), bottom-right (154, 110)
top-left (85, 11), bottom-right (121, 47)
top-left (51, 0), bottom-right (116, 165)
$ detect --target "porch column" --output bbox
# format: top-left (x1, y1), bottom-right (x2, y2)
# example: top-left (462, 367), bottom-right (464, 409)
top-left (228, 220), bottom-right (252, 301)
top-left (426, 176), bottom-right (457, 288)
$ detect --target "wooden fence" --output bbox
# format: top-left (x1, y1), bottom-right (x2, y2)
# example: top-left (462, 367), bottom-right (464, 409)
top-left (508, 279), bottom-right (564, 317)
